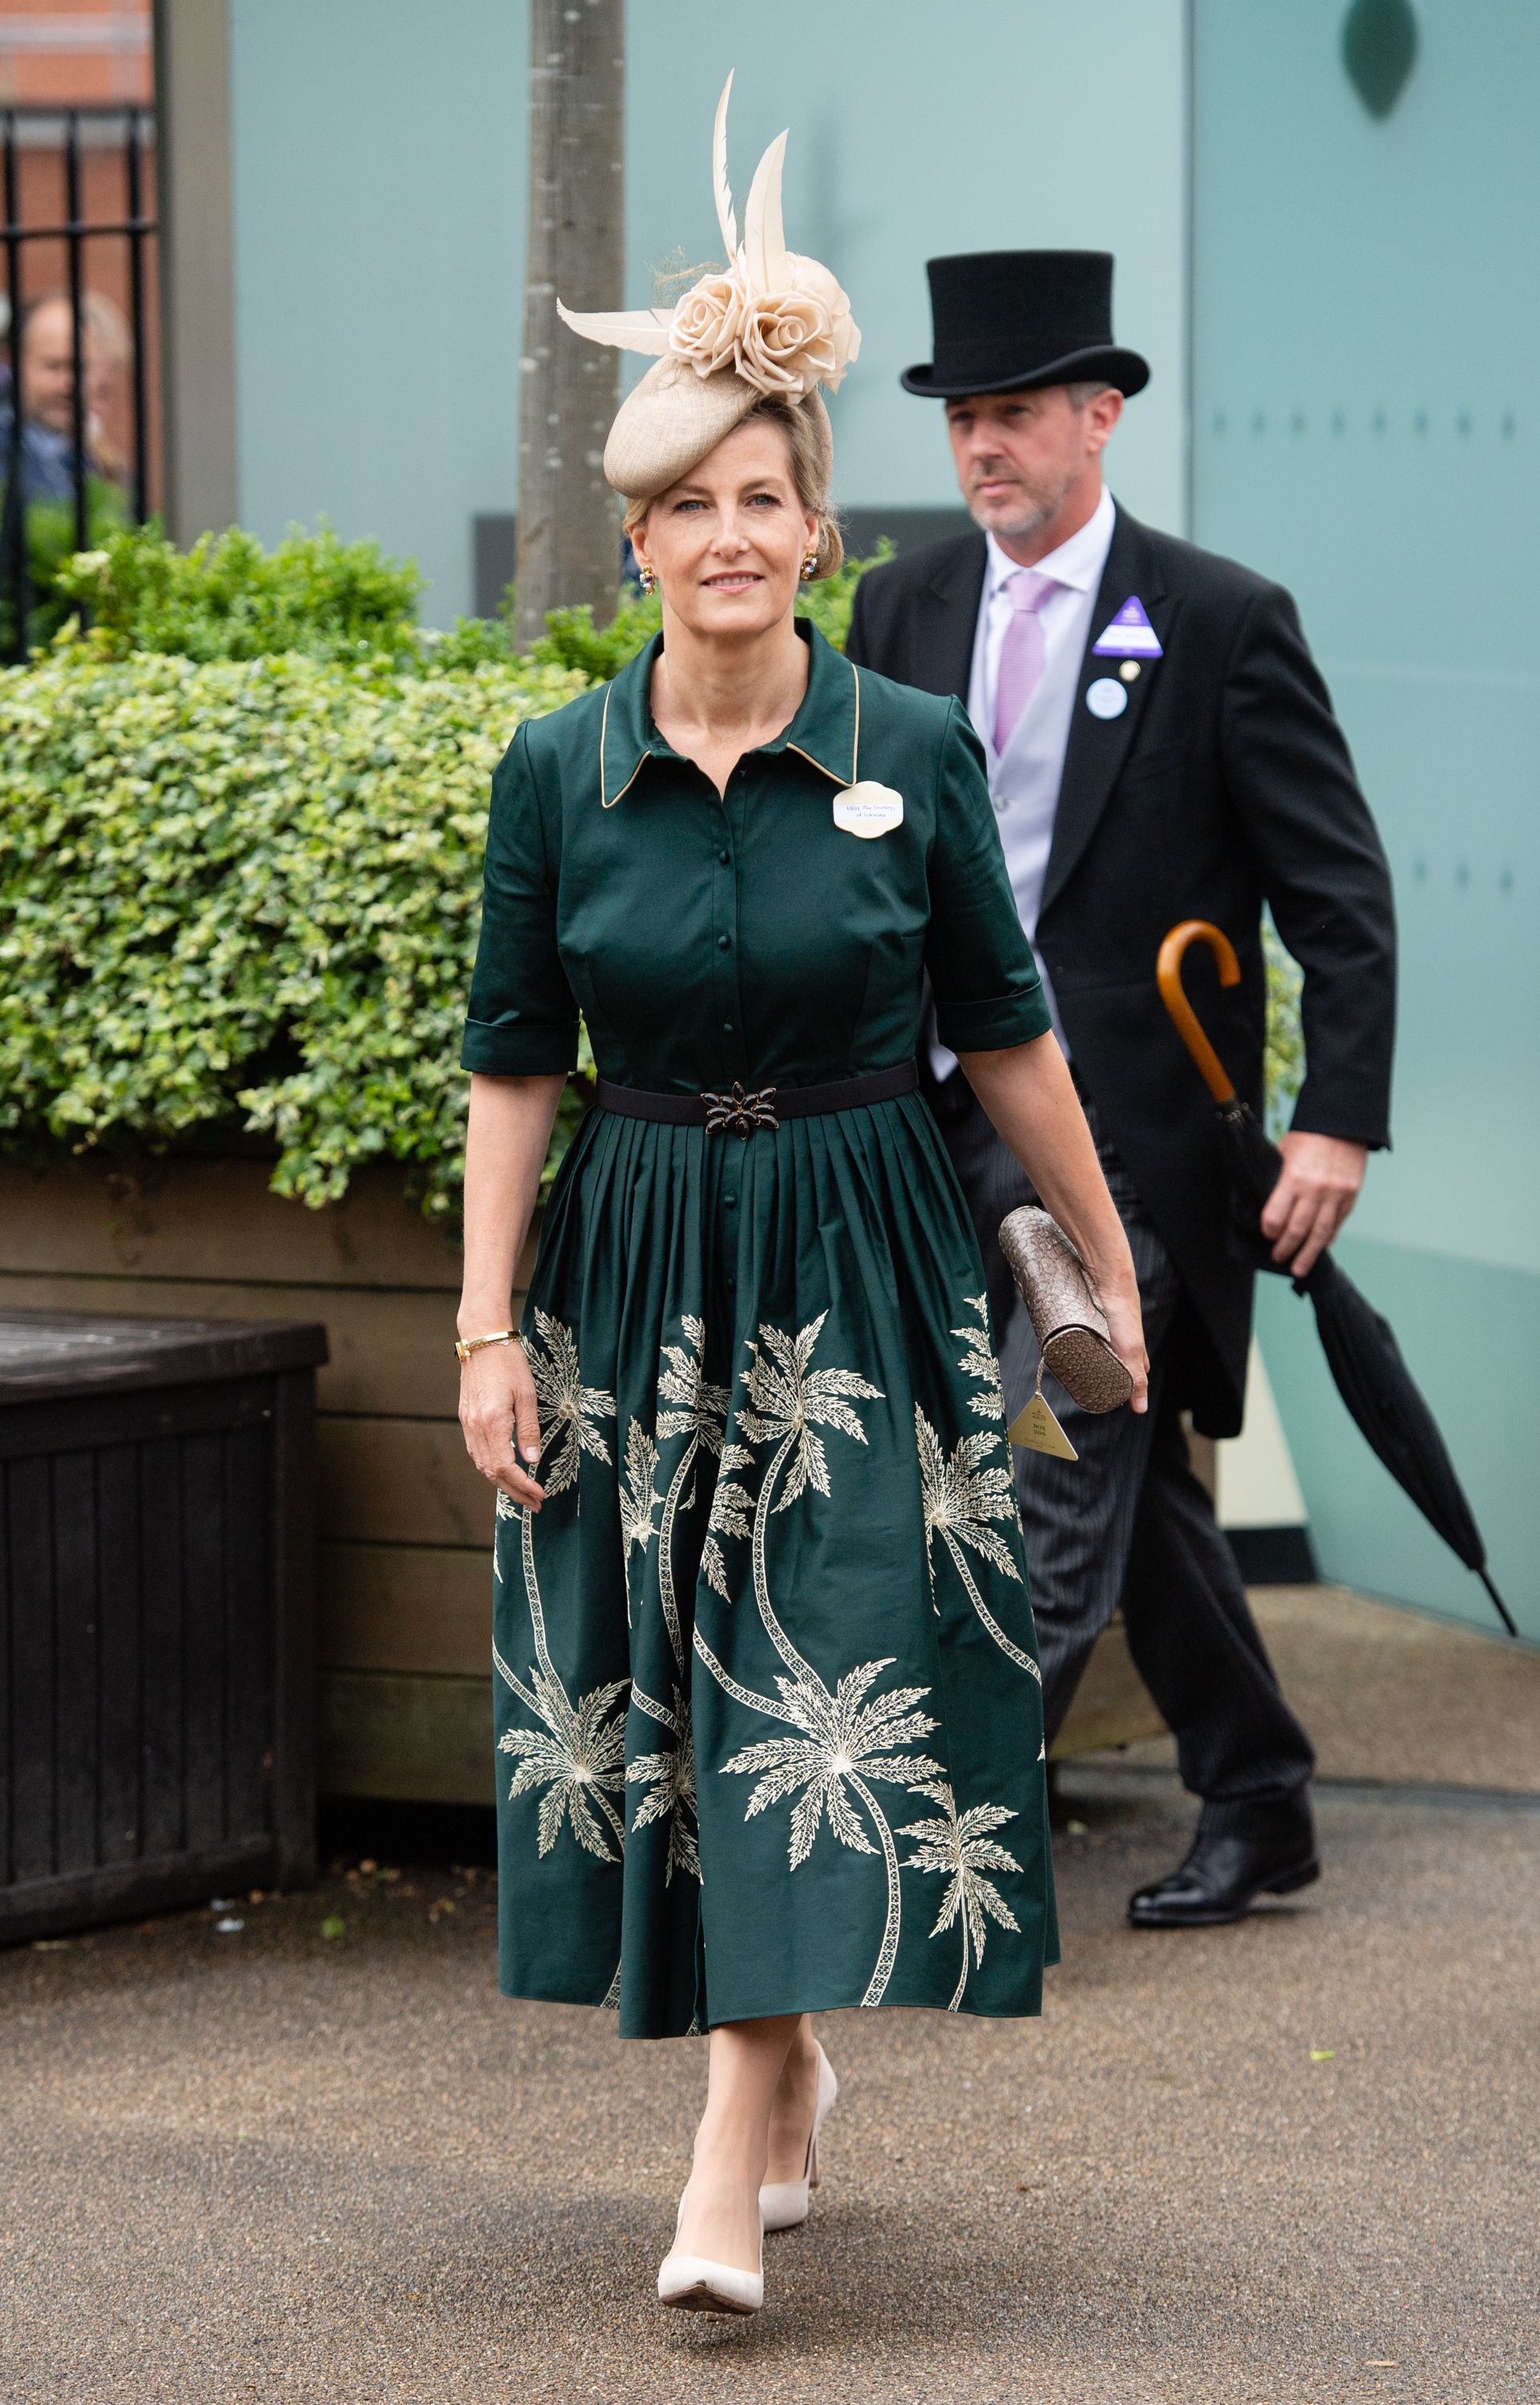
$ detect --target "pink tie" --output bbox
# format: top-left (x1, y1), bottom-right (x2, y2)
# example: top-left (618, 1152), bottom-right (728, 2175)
top-left (993, 568), bottom-right (1057, 755)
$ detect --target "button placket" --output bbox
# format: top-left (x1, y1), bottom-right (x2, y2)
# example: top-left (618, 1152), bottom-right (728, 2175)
top-left (713, 760), bottom-right (750, 1081)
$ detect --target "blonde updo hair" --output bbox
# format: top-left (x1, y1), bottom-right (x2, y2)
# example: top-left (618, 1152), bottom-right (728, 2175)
top-left (623, 390), bottom-right (844, 580)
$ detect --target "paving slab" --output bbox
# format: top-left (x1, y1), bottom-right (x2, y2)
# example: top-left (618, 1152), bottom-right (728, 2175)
top-left (1085, 1584), bottom-right (1540, 1794)
top-left (3, 1762), bottom-right (1536, 2405)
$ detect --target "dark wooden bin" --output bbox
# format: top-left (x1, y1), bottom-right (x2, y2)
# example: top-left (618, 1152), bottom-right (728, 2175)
top-left (0, 1309), bottom-right (329, 1944)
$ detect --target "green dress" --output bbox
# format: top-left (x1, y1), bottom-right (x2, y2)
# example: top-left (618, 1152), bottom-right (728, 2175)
top-left (463, 623), bottom-right (1059, 2039)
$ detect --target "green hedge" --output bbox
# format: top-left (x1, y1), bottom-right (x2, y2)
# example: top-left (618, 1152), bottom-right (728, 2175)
top-left (0, 522), bottom-right (1303, 1222)
top-left (0, 646), bottom-right (586, 1216)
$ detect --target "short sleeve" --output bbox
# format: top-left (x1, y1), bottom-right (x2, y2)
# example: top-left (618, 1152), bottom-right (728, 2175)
top-left (460, 722), bottom-right (581, 1075)
top-left (925, 700), bottom-right (1052, 1053)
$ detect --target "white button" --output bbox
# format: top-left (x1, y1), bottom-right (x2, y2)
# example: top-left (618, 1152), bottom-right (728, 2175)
top-left (1085, 677), bottom-right (1128, 720)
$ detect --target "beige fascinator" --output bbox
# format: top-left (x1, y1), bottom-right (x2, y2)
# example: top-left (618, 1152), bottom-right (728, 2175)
top-left (557, 73), bottom-right (861, 499)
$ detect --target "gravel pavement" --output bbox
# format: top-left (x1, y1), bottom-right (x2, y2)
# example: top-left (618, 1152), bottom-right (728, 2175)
top-left (2, 1599), bottom-right (1537, 2405)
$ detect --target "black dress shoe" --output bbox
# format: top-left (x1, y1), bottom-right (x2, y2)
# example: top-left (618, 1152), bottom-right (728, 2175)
top-left (1126, 1830), bottom-right (1320, 1929)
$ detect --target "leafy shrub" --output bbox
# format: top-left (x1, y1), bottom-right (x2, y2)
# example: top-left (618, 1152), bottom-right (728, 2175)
top-left (0, 647), bottom-right (587, 1215)
top-left (1263, 923), bottom-right (1304, 1138)
top-left (0, 476), bottom-right (128, 655)
top-left (54, 519), bottom-right (425, 666)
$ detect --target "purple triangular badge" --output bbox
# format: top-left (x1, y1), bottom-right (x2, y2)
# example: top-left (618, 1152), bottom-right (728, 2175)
top-left (1092, 596), bottom-right (1162, 657)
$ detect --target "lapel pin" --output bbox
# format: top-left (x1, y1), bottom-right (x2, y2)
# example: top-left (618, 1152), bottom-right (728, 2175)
top-left (1092, 596), bottom-right (1162, 659)
top-left (1085, 677), bottom-right (1128, 721)
top-left (1119, 661), bottom-right (1140, 682)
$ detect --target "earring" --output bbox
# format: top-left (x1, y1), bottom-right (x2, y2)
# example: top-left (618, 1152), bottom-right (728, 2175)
top-left (637, 564), bottom-right (657, 596)
top-left (800, 552), bottom-right (818, 582)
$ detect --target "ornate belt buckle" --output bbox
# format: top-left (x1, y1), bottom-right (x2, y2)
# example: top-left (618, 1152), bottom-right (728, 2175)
top-left (702, 1080), bottom-right (779, 1137)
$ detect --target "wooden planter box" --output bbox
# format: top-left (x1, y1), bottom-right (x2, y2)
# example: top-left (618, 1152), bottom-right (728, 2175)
top-left (0, 1308), bottom-right (326, 1942)
top-left (0, 1158), bottom-right (1161, 1803)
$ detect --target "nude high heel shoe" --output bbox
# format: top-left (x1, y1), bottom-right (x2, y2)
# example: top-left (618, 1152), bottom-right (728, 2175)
top-left (657, 2191), bottom-right (764, 2315)
top-left (759, 2041), bottom-right (838, 2233)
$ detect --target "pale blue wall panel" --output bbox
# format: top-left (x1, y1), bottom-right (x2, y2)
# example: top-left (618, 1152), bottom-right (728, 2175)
top-left (1194, 0), bottom-right (1539, 1627)
top-left (228, 0), bottom-right (528, 621)
top-left (226, 0), bottom-right (1188, 620)
top-left (624, 1), bottom-right (1188, 531)
top-left (1255, 1251), bottom-right (1538, 1640)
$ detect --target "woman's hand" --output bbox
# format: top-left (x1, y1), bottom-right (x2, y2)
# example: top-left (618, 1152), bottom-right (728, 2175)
top-left (459, 1337), bottom-right (546, 1510)
top-left (1097, 1275), bottom-right (1150, 1417)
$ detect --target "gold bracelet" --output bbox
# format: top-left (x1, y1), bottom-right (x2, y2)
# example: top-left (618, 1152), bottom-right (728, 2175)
top-left (454, 1328), bottom-right (521, 1363)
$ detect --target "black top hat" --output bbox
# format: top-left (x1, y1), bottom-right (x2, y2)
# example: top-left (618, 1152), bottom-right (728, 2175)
top-left (901, 250), bottom-right (1150, 400)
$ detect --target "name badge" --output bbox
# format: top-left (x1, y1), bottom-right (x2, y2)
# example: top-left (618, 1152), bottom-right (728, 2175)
top-left (833, 782), bottom-right (903, 839)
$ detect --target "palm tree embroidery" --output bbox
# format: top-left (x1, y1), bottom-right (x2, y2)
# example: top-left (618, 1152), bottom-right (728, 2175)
top-left (626, 1683), bottom-right (701, 1884)
top-left (898, 1780), bottom-right (1022, 2011)
top-left (492, 1330), bottom-right (628, 1865)
top-left (701, 1440), bottom-right (754, 1599)
top-left (657, 1316), bottom-right (732, 1490)
top-left (738, 1311), bottom-right (883, 1509)
top-left (626, 1319), bottom-right (724, 1884)
top-left (722, 1656), bottom-right (940, 1867)
top-left (915, 1404), bottom-right (1041, 1686)
top-left (953, 1295), bottom-right (1007, 1423)
top-left (617, 1421), bottom-right (661, 1596)
top-left (697, 1314), bottom-right (939, 2004)
top-left (495, 1646), bottom-right (629, 1858)
top-left (525, 1308), bottom-right (616, 1497)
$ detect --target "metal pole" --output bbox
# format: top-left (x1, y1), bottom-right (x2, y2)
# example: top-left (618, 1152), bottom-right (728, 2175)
top-left (514, 0), bottom-right (624, 648)
top-left (1, 110), bottom-right (29, 660)
top-left (63, 108), bottom-right (89, 553)
top-left (125, 107), bottom-right (150, 525)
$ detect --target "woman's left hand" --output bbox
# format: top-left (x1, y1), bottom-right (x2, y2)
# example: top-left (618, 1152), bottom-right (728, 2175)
top-left (1101, 1280), bottom-right (1150, 1416)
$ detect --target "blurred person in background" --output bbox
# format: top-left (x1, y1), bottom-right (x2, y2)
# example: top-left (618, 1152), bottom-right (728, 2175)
top-left (848, 250), bottom-right (1397, 1930)
top-left (2, 289), bottom-right (131, 503)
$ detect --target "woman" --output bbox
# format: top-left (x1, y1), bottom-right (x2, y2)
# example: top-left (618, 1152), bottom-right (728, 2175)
top-left (457, 85), bottom-right (1146, 2317)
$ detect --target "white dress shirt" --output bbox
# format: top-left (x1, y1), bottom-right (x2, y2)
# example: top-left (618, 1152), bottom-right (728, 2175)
top-left (932, 486), bottom-right (1118, 1078)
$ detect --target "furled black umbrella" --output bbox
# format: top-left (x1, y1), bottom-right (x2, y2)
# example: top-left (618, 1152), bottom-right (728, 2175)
top-left (1158, 919), bottom-right (1517, 1637)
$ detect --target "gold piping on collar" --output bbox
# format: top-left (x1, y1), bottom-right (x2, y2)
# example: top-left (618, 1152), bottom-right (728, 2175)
top-left (786, 656), bottom-right (862, 788)
top-left (599, 681), bottom-right (652, 810)
top-left (602, 653), bottom-right (861, 801)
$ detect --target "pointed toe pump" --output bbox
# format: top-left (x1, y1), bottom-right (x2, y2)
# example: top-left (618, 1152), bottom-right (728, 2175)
top-left (656, 2249), bottom-right (764, 2316)
top-left (657, 2193), bottom-right (764, 2316)
top-left (759, 2041), bottom-right (839, 2234)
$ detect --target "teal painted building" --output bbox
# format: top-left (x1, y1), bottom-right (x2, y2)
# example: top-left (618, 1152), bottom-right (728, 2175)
top-left (180, 1), bottom-right (1534, 1636)
top-left (1191, 0), bottom-right (1538, 1638)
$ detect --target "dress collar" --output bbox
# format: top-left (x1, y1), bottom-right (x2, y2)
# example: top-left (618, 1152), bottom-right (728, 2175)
top-left (983, 485), bottom-right (1118, 604)
top-left (599, 619), bottom-right (859, 806)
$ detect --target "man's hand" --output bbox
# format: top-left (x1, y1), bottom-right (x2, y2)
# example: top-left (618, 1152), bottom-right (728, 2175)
top-left (1260, 1132), bottom-right (1368, 1277)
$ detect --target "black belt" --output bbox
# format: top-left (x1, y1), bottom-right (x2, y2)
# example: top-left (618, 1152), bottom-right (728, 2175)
top-left (595, 1060), bottom-right (919, 1137)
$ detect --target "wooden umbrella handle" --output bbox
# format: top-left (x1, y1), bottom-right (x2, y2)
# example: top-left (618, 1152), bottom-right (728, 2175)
top-left (1157, 919), bottom-right (1242, 1105)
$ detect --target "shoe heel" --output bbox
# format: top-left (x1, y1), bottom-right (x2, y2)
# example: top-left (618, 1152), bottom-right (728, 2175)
top-left (808, 2131), bottom-right (820, 2192)
top-left (1264, 1855), bottom-right (1320, 1897)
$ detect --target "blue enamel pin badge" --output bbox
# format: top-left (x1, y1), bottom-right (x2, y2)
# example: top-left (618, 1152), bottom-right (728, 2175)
top-left (1092, 596), bottom-right (1162, 658)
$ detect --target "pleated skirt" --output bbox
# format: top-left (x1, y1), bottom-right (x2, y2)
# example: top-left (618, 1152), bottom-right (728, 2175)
top-left (493, 1089), bottom-right (1059, 2039)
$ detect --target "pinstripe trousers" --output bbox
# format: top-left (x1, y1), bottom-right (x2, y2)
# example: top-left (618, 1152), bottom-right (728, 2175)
top-left (940, 1075), bottom-right (1315, 1844)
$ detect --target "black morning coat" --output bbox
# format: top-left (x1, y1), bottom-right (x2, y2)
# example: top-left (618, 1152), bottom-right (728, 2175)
top-left (845, 502), bottom-right (1397, 1439)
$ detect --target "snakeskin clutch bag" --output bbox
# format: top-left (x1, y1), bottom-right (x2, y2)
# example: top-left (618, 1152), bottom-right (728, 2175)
top-left (996, 1207), bottom-right (1135, 1415)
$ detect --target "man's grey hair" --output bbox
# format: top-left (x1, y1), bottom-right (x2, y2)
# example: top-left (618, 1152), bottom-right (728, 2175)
top-left (1065, 378), bottom-right (1114, 409)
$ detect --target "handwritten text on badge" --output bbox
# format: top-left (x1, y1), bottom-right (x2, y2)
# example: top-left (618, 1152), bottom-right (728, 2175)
top-left (833, 782), bottom-right (903, 838)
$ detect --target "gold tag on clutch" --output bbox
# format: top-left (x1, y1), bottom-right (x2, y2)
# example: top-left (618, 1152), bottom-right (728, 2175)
top-left (1008, 1372), bottom-right (1079, 1461)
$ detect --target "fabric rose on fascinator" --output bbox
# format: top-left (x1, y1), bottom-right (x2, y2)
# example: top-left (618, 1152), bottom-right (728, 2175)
top-left (669, 269), bottom-right (749, 377)
top-left (556, 72), bottom-right (862, 495)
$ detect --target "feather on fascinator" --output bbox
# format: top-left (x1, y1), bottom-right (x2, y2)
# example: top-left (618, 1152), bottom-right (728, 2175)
top-left (557, 74), bottom-right (860, 498)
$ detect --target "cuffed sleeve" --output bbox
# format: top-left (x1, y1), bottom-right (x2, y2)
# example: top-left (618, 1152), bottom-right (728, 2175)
top-left (925, 701), bottom-right (1052, 1054)
top-left (460, 722), bottom-right (581, 1076)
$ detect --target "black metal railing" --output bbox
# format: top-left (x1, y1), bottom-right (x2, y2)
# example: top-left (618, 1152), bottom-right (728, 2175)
top-left (1, 105), bottom-right (157, 660)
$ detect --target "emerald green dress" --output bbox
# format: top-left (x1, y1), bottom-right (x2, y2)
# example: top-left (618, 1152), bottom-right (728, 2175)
top-left (463, 624), bottom-right (1058, 2039)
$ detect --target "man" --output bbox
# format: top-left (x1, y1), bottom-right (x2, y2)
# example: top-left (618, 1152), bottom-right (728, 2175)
top-left (1, 291), bottom-right (131, 505)
top-left (847, 251), bottom-right (1396, 1927)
